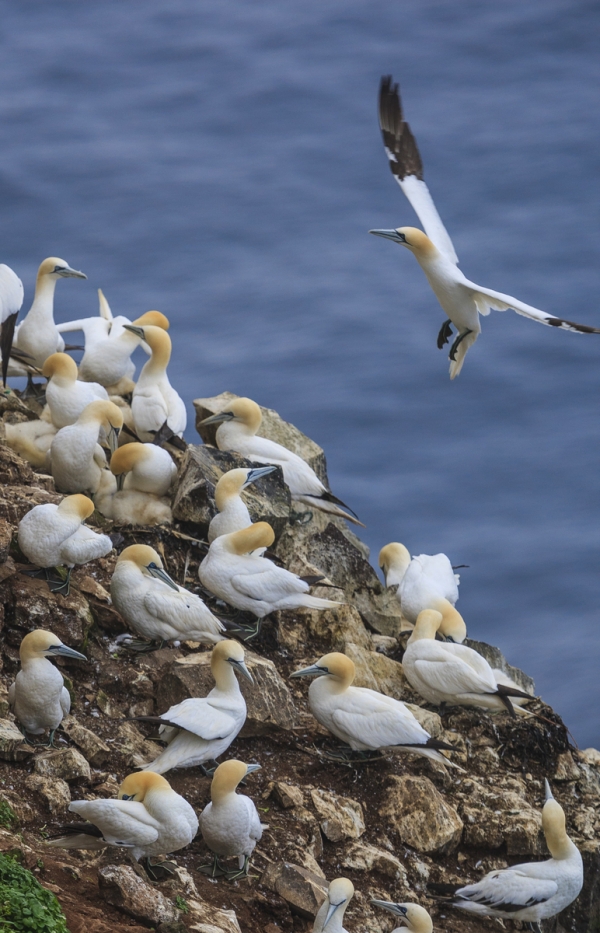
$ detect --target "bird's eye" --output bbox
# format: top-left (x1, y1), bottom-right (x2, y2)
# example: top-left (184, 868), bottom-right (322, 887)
top-left (121, 793), bottom-right (134, 800)
top-left (148, 562), bottom-right (158, 569)
top-left (398, 232), bottom-right (407, 242)
top-left (53, 265), bottom-right (66, 273)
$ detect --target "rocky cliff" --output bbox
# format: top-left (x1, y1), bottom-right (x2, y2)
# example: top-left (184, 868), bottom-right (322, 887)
top-left (0, 390), bottom-right (597, 933)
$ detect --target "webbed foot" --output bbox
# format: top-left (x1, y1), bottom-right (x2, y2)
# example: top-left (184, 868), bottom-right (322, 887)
top-left (437, 319), bottom-right (453, 349)
top-left (449, 329), bottom-right (473, 361)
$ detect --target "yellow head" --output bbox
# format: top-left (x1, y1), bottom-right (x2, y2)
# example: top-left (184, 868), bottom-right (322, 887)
top-left (371, 901), bottom-right (433, 933)
top-left (116, 544), bottom-right (179, 590)
top-left (317, 878), bottom-right (355, 930)
top-left (200, 397), bottom-right (262, 434)
top-left (42, 352), bottom-right (78, 381)
top-left (369, 226), bottom-right (437, 258)
top-left (379, 542), bottom-right (411, 584)
top-left (211, 639), bottom-right (253, 683)
top-left (118, 771), bottom-right (172, 802)
top-left (57, 494), bottom-right (95, 521)
top-left (110, 443), bottom-right (148, 476)
top-left (431, 599), bottom-right (467, 643)
top-left (214, 466), bottom-right (276, 511)
top-left (19, 629), bottom-right (87, 663)
top-left (291, 652), bottom-right (355, 690)
top-left (222, 522), bottom-right (275, 555)
top-left (132, 311), bottom-right (170, 331)
top-left (409, 609), bottom-right (443, 643)
top-left (210, 759), bottom-right (261, 802)
top-left (36, 257), bottom-right (87, 283)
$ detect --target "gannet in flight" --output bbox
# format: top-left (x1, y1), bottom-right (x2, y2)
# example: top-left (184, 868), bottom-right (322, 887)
top-left (9, 629), bottom-right (86, 745)
top-left (48, 771), bottom-right (198, 881)
top-left (379, 542), bottom-right (466, 642)
top-left (200, 398), bottom-right (363, 526)
top-left (96, 442), bottom-right (177, 524)
top-left (371, 77), bottom-right (600, 378)
top-left (371, 900), bottom-right (433, 933)
top-left (432, 781), bottom-right (583, 930)
top-left (313, 878), bottom-right (355, 933)
top-left (291, 652), bottom-right (462, 768)
top-left (13, 257), bottom-right (86, 369)
top-left (110, 544), bottom-right (224, 645)
top-left (0, 263), bottom-right (24, 387)
top-left (199, 760), bottom-right (263, 879)
top-left (136, 640), bottom-right (251, 774)
top-left (42, 352), bottom-right (109, 428)
top-left (49, 399), bottom-right (123, 494)
top-left (403, 610), bottom-right (533, 716)
top-left (122, 323), bottom-right (186, 443)
top-left (208, 465), bottom-right (277, 542)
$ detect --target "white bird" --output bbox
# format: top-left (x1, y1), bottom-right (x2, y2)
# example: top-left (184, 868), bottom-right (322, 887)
top-left (200, 398), bottom-right (363, 526)
top-left (371, 77), bottom-right (600, 378)
top-left (95, 443), bottom-right (177, 524)
top-left (435, 780), bottom-right (583, 931)
top-left (403, 610), bottom-right (534, 716)
top-left (291, 652), bottom-right (462, 768)
top-left (13, 257), bottom-right (86, 369)
top-left (371, 900), bottom-right (433, 933)
top-left (110, 544), bottom-right (225, 645)
top-left (379, 542), bottom-right (466, 642)
top-left (49, 399), bottom-right (123, 494)
top-left (122, 323), bottom-right (186, 442)
top-left (42, 352), bottom-right (108, 428)
top-left (137, 640), bottom-right (252, 775)
top-left (18, 494), bottom-right (113, 591)
top-left (199, 759), bottom-right (263, 879)
top-left (9, 629), bottom-right (87, 744)
top-left (208, 465), bottom-right (277, 542)
top-left (0, 263), bottom-right (25, 387)
top-left (48, 771), bottom-right (198, 880)
top-left (3, 417), bottom-right (57, 468)
top-left (313, 878), bottom-right (355, 933)
top-left (57, 292), bottom-right (170, 394)
top-left (199, 522), bottom-right (342, 630)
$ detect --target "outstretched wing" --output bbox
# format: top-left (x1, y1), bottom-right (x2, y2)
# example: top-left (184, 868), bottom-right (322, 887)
top-left (378, 76), bottom-right (459, 265)
top-left (456, 869), bottom-right (557, 913)
top-left (466, 281), bottom-right (600, 334)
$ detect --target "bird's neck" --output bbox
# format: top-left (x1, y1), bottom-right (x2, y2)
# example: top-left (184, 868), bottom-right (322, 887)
top-left (141, 344), bottom-right (170, 380)
top-left (211, 660), bottom-right (241, 694)
top-left (216, 422), bottom-right (255, 447)
top-left (211, 785), bottom-right (238, 806)
top-left (28, 277), bottom-right (57, 321)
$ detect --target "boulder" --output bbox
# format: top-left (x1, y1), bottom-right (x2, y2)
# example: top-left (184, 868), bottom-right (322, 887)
top-left (98, 864), bottom-right (180, 925)
top-left (0, 718), bottom-right (33, 762)
top-left (186, 901), bottom-right (242, 933)
top-left (0, 573), bottom-right (94, 648)
top-left (381, 775), bottom-right (463, 854)
top-left (0, 483), bottom-right (61, 525)
top-left (157, 650), bottom-right (298, 736)
top-left (310, 788), bottom-right (365, 841)
top-left (456, 780), bottom-right (543, 855)
top-left (24, 774), bottom-right (70, 812)
top-left (113, 721), bottom-right (163, 769)
top-left (34, 747), bottom-right (91, 783)
top-left (554, 751), bottom-right (582, 782)
top-left (61, 717), bottom-right (111, 767)
top-left (260, 861), bottom-right (328, 919)
top-left (268, 782), bottom-right (305, 809)
top-left (276, 605), bottom-right (371, 655)
top-left (340, 842), bottom-right (407, 881)
top-left (344, 642), bottom-right (408, 699)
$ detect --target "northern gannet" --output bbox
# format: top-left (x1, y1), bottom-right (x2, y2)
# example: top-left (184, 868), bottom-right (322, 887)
top-left (48, 771), bottom-right (198, 880)
top-left (208, 466), bottom-right (277, 542)
top-left (371, 900), bottom-right (433, 933)
top-left (49, 399), bottom-right (123, 494)
top-left (122, 323), bottom-right (186, 442)
top-left (57, 292), bottom-right (169, 393)
top-left (42, 352), bottom-right (108, 428)
top-left (371, 77), bottom-right (600, 378)
top-left (291, 652), bottom-right (461, 767)
top-left (199, 759), bottom-right (263, 879)
top-left (13, 257), bottom-right (86, 369)
top-left (9, 629), bottom-right (86, 744)
top-left (434, 781), bottom-right (583, 930)
top-left (95, 443), bottom-right (177, 524)
top-left (379, 542), bottom-right (466, 642)
top-left (199, 523), bottom-right (342, 630)
top-left (313, 878), bottom-right (355, 933)
top-left (137, 640), bottom-right (251, 774)
top-left (3, 417), bottom-right (57, 468)
top-left (18, 493), bottom-right (113, 590)
top-left (0, 263), bottom-right (24, 386)
top-left (403, 610), bottom-right (533, 716)
top-left (200, 398), bottom-right (363, 526)
top-left (111, 545), bottom-right (225, 645)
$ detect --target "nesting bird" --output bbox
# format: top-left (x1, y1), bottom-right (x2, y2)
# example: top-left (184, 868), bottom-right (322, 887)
top-left (42, 352), bottom-right (108, 428)
top-left (0, 263), bottom-right (25, 386)
top-left (379, 542), bottom-right (466, 642)
top-left (48, 771), bottom-right (198, 880)
top-left (371, 901), bottom-right (433, 933)
top-left (313, 878), bottom-right (355, 933)
top-left (291, 652), bottom-right (461, 767)
top-left (122, 323), bottom-right (186, 442)
top-left (111, 545), bottom-right (224, 645)
top-left (3, 417), bottom-right (57, 468)
top-left (96, 443), bottom-right (177, 524)
top-left (199, 759), bottom-right (263, 879)
top-left (200, 398), bottom-right (363, 526)
top-left (49, 399), bottom-right (123, 494)
top-left (402, 610), bottom-right (533, 716)
top-left (433, 781), bottom-right (583, 929)
top-left (137, 640), bottom-right (252, 774)
top-left (208, 466), bottom-right (277, 542)
top-left (371, 77), bottom-right (600, 378)
top-left (9, 630), bottom-right (86, 744)
top-left (199, 522), bottom-right (342, 630)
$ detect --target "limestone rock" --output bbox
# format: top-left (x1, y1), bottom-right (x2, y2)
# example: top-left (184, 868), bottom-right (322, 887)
top-left (381, 775), bottom-right (463, 854)
top-left (0, 718), bottom-right (33, 761)
top-left (458, 784), bottom-right (543, 855)
top-left (269, 782), bottom-right (305, 809)
top-left (98, 864), bottom-right (180, 925)
top-left (186, 900), bottom-right (242, 933)
top-left (288, 806), bottom-right (324, 859)
top-left (0, 440), bottom-right (36, 486)
top-left (172, 444), bottom-right (291, 538)
top-left (340, 842), bottom-right (407, 880)
top-left (34, 747), bottom-right (91, 783)
top-left (158, 650), bottom-right (298, 736)
top-left (1, 573), bottom-right (94, 648)
top-left (24, 774), bottom-right (70, 812)
top-left (0, 518), bottom-right (14, 564)
top-left (554, 750), bottom-right (582, 781)
top-left (0, 483), bottom-right (61, 525)
top-left (113, 721), bottom-right (163, 769)
top-left (276, 605), bottom-right (370, 654)
top-left (261, 861), bottom-right (328, 919)
top-left (62, 718), bottom-right (111, 767)
top-left (310, 788), bottom-right (365, 841)
top-left (344, 642), bottom-right (408, 700)
top-left (404, 703), bottom-right (443, 739)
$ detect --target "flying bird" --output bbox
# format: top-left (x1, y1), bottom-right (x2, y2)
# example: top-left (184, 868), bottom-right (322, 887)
top-left (371, 76), bottom-right (600, 378)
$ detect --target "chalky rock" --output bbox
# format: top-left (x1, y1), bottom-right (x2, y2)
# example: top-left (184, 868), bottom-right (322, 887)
top-left (24, 774), bottom-right (70, 812)
top-left (34, 747), bottom-right (91, 783)
top-left (381, 775), bottom-right (463, 854)
top-left (268, 782), bottom-right (305, 810)
top-left (98, 865), bottom-right (180, 925)
top-left (113, 721), bottom-right (163, 769)
top-left (0, 518), bottom-right (14, 564)
top-left (185, 901), bottom-right (242, 933)
top-left (0, 718), bottom-right (33, 761)
top-left (310, 789), bottom-right (365, 842)
top-left (261, 861), bottom-right (328, 919)
top-left (340, 842), bottom-right (407, 880)
top-left (343, 642), bottom-right (409, 699)
top-left (276, 606), bottom-right (371, 655)
top-left (1, 574), bottom-right (94, 648)
top-left (456, 779), bottom-right (543, 855)
top-left (61, 717), bottom-right (111, 767)
top-left (157, 650), bottom-right (298, 736)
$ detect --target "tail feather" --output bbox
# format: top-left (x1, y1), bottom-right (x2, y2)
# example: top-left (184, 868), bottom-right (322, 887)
top-left (295, 494), bottom-right (365, 527)
top-left (448, 331), bottom-right (478, 379)
top-left (299, 595), bottom-right (344, 611)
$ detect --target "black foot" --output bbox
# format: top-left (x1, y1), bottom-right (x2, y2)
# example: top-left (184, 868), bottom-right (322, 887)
top-left (122, 638), bottom-right (165, 654)
top-left (449, 329), bottom-right (473, 361)
top-left (144, 857), bottom-right (177, 882)
top-left (224, 856), bottom-right (250, 881)
top-left (197, 855), bottom-right (228, 878)
top-left (437, 319), bottom-right (453, 349)
top-left (198, 759), bottom-right (220, 778)
top-left (322, 745), bottom-right (384, 764)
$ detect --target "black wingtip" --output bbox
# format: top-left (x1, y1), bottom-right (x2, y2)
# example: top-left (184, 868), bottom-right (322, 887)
top-left (378, 74), bottom-right (424, 182)
top-left (319, 490), bottom-right (361, 521)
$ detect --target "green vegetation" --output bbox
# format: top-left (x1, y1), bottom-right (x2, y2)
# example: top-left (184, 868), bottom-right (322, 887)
top-left (0, 853), bottom-right (68, 933)
top-left (0, 800), bottom-right (17, 830)
top-left (174, 895), bottom-right (189, 914)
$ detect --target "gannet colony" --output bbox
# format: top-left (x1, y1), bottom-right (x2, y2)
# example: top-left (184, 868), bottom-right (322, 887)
top-left (0, 76), bottom-right (596, 933)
